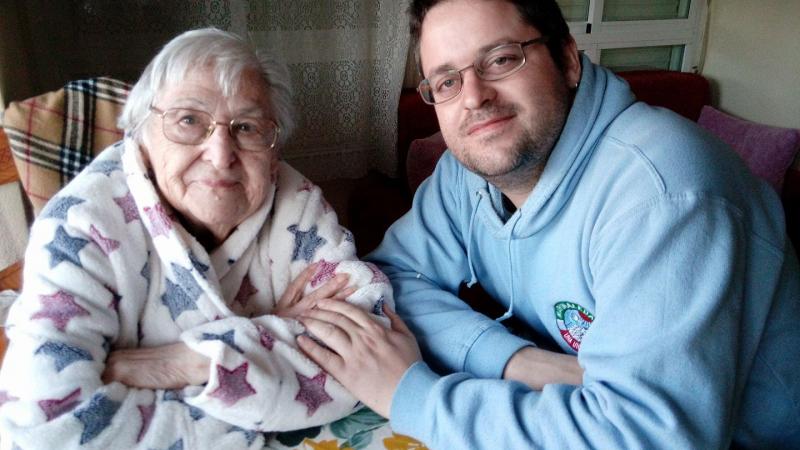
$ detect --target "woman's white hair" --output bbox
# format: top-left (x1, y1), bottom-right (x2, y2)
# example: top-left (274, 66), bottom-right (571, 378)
top-left (118, 27), bottom-right (295, 146)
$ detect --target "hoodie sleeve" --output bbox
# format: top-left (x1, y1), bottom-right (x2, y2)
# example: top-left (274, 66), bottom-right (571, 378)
top-left (388, 193), bottom-right (792, 449)
top-left (367, 152), bottom-right (531, 380)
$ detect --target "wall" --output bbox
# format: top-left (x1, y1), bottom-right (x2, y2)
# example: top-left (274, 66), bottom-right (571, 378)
top-left (701, 0), bottom-right (800, 129)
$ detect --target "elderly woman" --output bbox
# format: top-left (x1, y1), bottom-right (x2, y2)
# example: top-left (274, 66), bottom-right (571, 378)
top-left (0, 28), bottom-right (394, 449)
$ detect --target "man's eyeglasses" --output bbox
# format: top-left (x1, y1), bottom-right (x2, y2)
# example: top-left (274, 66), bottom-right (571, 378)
top-left (417, 36), bottom-right (549, 105)
top-left (149, 106), bottom-right (280, 151)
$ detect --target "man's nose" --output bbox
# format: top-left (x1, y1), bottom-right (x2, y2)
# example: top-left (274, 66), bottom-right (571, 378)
top-left (201, 124), bottom-right (237, 169)
top-left (460, 69), bottom-right (496, 110)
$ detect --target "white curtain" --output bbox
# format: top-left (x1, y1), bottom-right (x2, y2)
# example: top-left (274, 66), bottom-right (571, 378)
top-left (237, 1), bottom-right (412, 180)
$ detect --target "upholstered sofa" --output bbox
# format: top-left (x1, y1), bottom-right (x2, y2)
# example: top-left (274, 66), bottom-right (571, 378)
top-left (398, 70), bottom-right (800, 254)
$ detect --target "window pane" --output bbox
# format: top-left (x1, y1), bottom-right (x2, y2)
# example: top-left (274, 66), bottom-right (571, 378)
top-left (600, 45), bottom-right (685, 72)
top-left (603, 0), bottom-right (691, 21)
top-left (556, 0), bottom-right (590, 21)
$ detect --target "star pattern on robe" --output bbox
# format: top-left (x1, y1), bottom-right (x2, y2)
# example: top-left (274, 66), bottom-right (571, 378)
top-left (105, 285), bottom-right (122, 311)
top-left (35, 341), bottom-right (94, 372)
top-left (234, 275), bottom-right (258, 308)
top-left (89, 224), bottom-right (120, 255)
top-left (161, 263), bottom-right (202, 321)
top-left (38, 387), bottom-right (81, 421)
top-left (372, 296), bottom-right (386, 316)
top-left (0, 390), bottom-right (18, 407)
top-left (88, 160), bottom-right (120, 177)
top-left (113, 192), bottom-right (139, 223)
top-left (201, 330), bottom-right (244, 354)
top-left (45, 225), bottom-right (89, 268)
top-left (188, 251), bottom-right (210, 278)
top-left (227, 425), bottom-right (261, 446)
top-left (140, 257), bottom-right (151, 290)
top-left (256, 324), bottom-right (275, 351)
top-left (144, 203), bottom-right (173, 238)
top-left (73, 393), bottom-right (121, 444)
top-left (31, 290), bottom-right (90, 331)
top-left (295, 371), bottom-right (333, 416)
top-left (166, 439), bottom-right (184, 450)
top-left (365, 262), bottom-right (389, 284)
top-left (310, 259), bottom-right (339, 288)
top-left (162, 390), bottom-right (205, 421)
top-left (298, 179), bottom-right (314, 192)
top-left (41, 195), bottom-right (85, 220)
top-left (342, 227), bottom-right (355, 243)
top-left (288, 225), bottom-right (327, 262)
top-left (136, 402), bottom-right (155, 442)
top-left (209, 362), bottom-right (256, 406)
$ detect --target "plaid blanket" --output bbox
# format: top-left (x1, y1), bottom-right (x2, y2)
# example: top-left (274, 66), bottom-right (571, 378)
top-left (2, 77), bottom-right (130, 215)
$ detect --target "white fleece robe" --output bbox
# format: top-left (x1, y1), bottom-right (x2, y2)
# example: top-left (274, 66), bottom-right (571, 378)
top-left (0, 139), bottom-right (393, 449)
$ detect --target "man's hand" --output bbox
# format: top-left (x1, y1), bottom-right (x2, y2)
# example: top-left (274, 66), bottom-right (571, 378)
top-left (102, 342), bottom-right (210, 389)
top-left (274, 262), bottom-right (356, 319)
top-left (503, 346), bottom-right (583, 390)
top-left (297, 300), bottom-right (421, 418)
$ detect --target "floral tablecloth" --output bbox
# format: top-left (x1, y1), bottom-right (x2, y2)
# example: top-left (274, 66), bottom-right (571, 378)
top-left (266, 407), bottom-right (428, 450)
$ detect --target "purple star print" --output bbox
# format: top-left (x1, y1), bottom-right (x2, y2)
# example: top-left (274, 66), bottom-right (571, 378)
top-left (31, 290), bottom-right (90, 331)
top-left (295, 371), bottom-right (333, 416)
top-left (210, 362), bottom-right (256, 406)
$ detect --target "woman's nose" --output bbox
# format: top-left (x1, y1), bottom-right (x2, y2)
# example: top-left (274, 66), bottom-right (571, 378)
top-left (460, 69), bottom-right (496, 110)
top-left (201, 124), bottom-right (237, 169)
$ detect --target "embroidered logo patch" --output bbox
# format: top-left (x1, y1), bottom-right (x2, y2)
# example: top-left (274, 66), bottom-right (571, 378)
top-left (554, 301), bottom-right (594, 352)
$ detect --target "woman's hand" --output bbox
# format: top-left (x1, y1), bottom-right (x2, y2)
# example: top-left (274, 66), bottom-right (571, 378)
top-left (274, 262), bottom-right (356, 319)
top-left (102, 342), bottom-right (210, 389)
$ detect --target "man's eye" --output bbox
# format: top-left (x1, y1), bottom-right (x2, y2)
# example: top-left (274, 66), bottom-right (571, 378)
top-left (487, 54), bottom-right (518, 67)
top-left (435, 77), bottom-right (459, 92)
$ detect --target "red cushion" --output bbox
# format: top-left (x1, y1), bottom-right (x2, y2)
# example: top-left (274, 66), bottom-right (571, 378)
top-left (617, 70), bottom-right (711, 122)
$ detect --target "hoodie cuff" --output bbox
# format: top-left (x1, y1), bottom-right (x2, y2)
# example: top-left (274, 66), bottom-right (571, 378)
top-left (390, 361), bottom-right (441, 437)
top-left (464, 324), bottom-right (533, 379)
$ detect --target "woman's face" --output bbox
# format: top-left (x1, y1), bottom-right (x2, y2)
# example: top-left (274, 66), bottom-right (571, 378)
top-left (142, 68), bottom-right (278, 245)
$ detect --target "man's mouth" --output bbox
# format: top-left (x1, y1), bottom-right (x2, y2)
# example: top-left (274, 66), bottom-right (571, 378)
top-left (466, 115), bottom-right (514, 136)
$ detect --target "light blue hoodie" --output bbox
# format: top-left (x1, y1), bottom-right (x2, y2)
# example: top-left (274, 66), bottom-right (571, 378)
top-left (368, 56), bottom-right (800, 449)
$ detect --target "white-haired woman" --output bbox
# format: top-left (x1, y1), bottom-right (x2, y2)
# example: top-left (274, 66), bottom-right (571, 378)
top-left (0, 28), bottom-right (397, 449)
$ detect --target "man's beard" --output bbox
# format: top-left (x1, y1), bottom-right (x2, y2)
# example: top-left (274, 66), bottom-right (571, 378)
top-left (454, 88), bottom-right (571, 191)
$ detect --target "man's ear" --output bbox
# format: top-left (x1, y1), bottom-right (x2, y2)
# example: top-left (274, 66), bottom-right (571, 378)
top-left (561, 36), bottom-right (582, 88)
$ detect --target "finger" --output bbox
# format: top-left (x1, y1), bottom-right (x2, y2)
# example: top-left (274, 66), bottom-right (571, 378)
top-left (299, 315), bottom-right (354, 351)
top-left (297, 334), bottom-right (344, 375)
top-left (384, 303), bottom-right (414, 336)
top-left (332, 286), bottom-right (358, 301)
top-left (280, 263), bottom-right (319, 307)
top-left (314, 298), bottom-right (376, 329)
top-left (307, 273), bottom-right (350, 302)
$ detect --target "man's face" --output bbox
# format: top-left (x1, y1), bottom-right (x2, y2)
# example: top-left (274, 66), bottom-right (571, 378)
top-left (419, 0), bottom-right (581, 185)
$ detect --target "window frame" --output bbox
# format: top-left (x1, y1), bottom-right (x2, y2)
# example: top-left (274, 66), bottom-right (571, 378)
top-left (567, 0), bottom-right (708, 72)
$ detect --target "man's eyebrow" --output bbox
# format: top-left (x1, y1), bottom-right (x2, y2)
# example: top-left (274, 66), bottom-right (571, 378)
top-left (424, 38), bottom-right (526, 77)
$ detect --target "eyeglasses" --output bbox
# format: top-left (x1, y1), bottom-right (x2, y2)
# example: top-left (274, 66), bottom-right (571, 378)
top-left (417, 36), bottom-right (549, 105)
top-left (149, 106), bottom-right (280, 151)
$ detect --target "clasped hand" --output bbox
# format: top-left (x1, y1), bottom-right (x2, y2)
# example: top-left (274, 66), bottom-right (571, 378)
top-left (102, 263), bottom-right (355, 389)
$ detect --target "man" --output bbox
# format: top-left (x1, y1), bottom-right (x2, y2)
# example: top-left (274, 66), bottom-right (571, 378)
top-left (297, 0), bottom-right (800, 448)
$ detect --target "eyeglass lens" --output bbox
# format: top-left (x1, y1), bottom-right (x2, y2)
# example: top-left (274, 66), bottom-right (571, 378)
top-left (420, 42), bottom-right (528, 104)
top-left (161, 108), bottom-right (278, 150)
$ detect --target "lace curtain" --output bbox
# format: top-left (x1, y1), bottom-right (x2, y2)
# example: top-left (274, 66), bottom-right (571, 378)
top-left (1, 0), bottom-right (411, 180)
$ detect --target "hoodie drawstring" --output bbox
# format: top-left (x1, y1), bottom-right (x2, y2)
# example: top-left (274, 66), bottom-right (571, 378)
top-left (465, 191), bottom-right (482, 287)
top-left (496, 211), bottom-right (521, 323)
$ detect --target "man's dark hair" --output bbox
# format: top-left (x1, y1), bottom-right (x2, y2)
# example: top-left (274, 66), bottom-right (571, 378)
top-left (409, 0), bottom-right (572, 75)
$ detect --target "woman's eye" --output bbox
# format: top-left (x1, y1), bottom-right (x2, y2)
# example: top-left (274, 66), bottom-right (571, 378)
top-left (178, 115), bottom-right (199, 126)
top-left (234, 122), bottom-right (257, 134)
